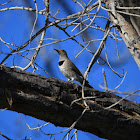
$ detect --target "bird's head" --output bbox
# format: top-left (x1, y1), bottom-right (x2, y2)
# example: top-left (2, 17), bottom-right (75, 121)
top-left (54, 49), bottom-right (68, 59)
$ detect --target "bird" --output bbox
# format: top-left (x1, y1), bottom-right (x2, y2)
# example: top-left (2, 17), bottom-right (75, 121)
top-left (54, 49), bottom-right (92, 88)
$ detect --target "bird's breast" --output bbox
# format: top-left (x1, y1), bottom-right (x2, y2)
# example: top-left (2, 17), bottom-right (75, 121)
top-left (59, 60), bottom-right (66, 72)
top-left (58, 60), bottom-right (71, 78)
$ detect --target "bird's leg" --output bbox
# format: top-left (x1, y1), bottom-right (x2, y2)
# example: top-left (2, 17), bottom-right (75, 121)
top-left (68, 78), bottom-right (74, 83)
top-left (68, 79), bottom-right (72, 83)
top-left (71, 77), bottom-right (74, 82)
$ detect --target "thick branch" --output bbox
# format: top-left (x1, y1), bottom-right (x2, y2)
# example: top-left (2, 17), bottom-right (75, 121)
top-left (104, 0), bottom-right (140, 69)
top-left (0, 65), bottom-right (140, 140)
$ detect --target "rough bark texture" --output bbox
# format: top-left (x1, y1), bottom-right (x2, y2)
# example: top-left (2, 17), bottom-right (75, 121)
top-left (104, 0), bottom-right (140, 69)
top-left (0, 65), bottom-right (140, 140)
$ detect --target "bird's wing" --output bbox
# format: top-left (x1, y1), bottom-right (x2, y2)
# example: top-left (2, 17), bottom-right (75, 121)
top-left (68, 60), bottom-right (83, 77)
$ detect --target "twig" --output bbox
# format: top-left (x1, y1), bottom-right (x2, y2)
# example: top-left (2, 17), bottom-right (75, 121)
top-left (116, 6), bottom-right (140, 10)
top-left (0, 132), bottom-right (11, 140)
top-left (114, 71), bottom-right (127, 90)
top-left (26, 122), bottom-right (50, 130)
top-left (62, 107), bottom-right (88, 140)
top-left (84, 20), bottom-right (111, 79)
top-left (0, 6), bottom-right (45, 15)
top-left (73, 0), bottom-right (85, 10)
top-left (27, 0), bottom-right (39, 53)
top-left (101, 6), bottom-right (140, 18)
top-left (104, 44), bottom-right (124, 78)
top-left (69, 129), bottom-right (77, 140)
top-left (114, 28), bottom-right (123, 63)
top-left (102, 69), bottom-right (108, 91)
top-left (105, 89), bottom-right (140, 109)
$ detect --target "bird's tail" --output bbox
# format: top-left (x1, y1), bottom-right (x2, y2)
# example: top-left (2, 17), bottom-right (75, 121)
top-left (78, 78), bottom-right (93, 88)
top-left (84, 80), bottom-right (93, 88)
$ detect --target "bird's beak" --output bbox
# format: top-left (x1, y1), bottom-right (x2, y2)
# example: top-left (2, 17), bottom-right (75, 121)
top-left (54, 49), bottom-right (59, 53)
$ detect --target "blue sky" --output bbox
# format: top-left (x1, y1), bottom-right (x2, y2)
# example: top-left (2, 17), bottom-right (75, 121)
top-left (0, 0), bottom-right (139, 139)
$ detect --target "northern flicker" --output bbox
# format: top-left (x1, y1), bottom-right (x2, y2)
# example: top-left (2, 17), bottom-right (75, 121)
top-left (54, 49), bottom-right (92, 88)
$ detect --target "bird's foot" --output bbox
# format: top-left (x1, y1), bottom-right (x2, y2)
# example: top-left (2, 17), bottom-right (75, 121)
top-left (68, 79), bottom-right (73, 83)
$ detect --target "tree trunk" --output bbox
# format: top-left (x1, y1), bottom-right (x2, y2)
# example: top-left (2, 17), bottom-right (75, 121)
top-left (104, 0), bottom-right (140, 69)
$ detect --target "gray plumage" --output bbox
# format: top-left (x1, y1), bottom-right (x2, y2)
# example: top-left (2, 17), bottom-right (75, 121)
top-left (54, 49), bottom-right (92, 88)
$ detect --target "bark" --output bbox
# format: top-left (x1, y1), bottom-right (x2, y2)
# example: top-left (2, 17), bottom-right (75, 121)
top-left (0, 65), bottom-right (140, 140)
top-left (104, 0), bottom-right (140, 69)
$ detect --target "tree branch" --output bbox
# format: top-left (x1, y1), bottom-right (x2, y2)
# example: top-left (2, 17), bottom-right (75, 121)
top-left (0, 65), bottom-right (140, 139)
top-left (104, 0), bottom-right (140, 69)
